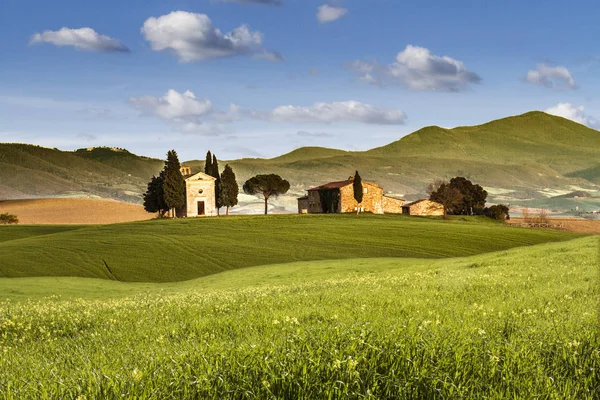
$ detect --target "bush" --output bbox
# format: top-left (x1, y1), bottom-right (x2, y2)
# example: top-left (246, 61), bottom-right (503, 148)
top-left (484, 205), bottom-right (510, 221)
top-left (0, 213), bottom-right (19, 224)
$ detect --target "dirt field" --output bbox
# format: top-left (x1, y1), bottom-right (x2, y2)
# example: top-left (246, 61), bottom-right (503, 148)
top-left (507, 218), bottom-right (600, 234)
top-left (0, 198), bottom-right (155, 225)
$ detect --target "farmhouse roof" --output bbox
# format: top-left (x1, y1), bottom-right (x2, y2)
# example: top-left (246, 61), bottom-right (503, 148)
top-left (308, 179), bottom-right (382, 191)
top-left (297, 195), bottom-right (308, 200)
top-left (308, 180), bottom-right (353, 191)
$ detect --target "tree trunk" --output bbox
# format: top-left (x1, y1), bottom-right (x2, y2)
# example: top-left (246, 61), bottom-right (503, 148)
top-left (264, 198), bottom-right (268, 215)
top-left (217, 207), bottom-right (220, 216)
top-left (226, 206), bottom-right (229, 216)
top-left (356, 203), bottom-right (361, 215)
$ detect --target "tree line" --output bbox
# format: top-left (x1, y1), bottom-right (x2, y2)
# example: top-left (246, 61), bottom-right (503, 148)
top-left (143, 149), bottom-right (291, 217)
top-left (428, 176), bottom-right (509, 220)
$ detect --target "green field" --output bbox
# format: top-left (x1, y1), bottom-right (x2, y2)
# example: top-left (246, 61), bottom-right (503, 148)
top-left (0, 215), bottom-right (582, 282)
top-left (0, 230), bottom-right (598, 398)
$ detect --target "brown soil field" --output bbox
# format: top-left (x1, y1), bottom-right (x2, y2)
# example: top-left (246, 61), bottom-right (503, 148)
top-left (0, 198), bottom-right (155, 225)
top-left (507, 218), bottom-right (600, 234)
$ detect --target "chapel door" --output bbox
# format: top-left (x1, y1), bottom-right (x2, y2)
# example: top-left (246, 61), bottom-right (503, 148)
top-left (198, 201), bottom-right (205, 216)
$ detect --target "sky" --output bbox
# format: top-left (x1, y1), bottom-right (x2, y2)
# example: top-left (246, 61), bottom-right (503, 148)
top-left (1, 0), bottom-right (599, 161)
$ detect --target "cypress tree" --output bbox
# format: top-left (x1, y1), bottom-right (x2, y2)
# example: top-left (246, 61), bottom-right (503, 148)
top-left (204, 151), bottom-right (213, 176)
top-left (220, 164), bottom-right (239, 215)
top-left (353, 170), bottom-right (363, 215)
top-left (162, 150), bottom-right (186, 217)
top-left (143, 171), bottom-right (168, 216)
top-left (212, 154), bottom-right (222, 215)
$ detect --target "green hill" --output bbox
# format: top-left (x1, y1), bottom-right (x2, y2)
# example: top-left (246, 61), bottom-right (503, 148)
top-left (0, 144), bottom-right (162, 201)
top-left (222, 112), bottom-right (599, 200)
top-left (1, 112), bottom-right (599, 209)
top-left (0, 214), bottom-right (580, 282)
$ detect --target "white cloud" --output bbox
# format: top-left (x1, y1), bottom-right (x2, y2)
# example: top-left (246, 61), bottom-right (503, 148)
top-left (317, 5), bottom-right (348, 23)
top-left (545, 103), bottom-right (599, 128)
top-left (141, 11), bottom-right (282, 62)
top-left (177, 122), bottom-right (226, 136)
top-left (129, 90), bottom-right (212, 121)
top-left (30, 27), bottom-right (129, 52)
top-left (346, 45), bottom-right (481, 91)
top-left (526, 64), bottom-right (576, 89)
top-left (268, 101), bottom-right (406, 125)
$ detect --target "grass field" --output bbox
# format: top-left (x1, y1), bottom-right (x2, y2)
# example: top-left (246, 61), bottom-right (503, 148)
top-left (0, 214), bottom-right (582, 282)
top-left (0, 235), bottom-right (597, 398)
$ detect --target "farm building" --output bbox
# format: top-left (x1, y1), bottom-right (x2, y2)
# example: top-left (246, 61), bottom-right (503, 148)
top-left (298, 177), bottom-right (405, 214)
top-left (176, 166), bottom-right (217, 217)
top-left (402, 199), bottom-right (444, 216)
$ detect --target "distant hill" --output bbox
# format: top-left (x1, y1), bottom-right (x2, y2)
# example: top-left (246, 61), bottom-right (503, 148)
top-left (1, 112), bottom-right (599, 210)
top-left (0, 145), bottom-right (162, 202)
top-left (222, 112), bottom-right (600, 202)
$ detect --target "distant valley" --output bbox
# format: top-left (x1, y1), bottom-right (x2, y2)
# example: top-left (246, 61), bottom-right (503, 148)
top-left (1, 111), bottom-right (599, 215)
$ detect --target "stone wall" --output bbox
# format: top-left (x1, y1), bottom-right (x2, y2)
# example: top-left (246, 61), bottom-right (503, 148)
top-left (382, 196), bottom-right (405, 214)
top-left (340, 182), bottom-right (384, 214)
top-left (185, 176), bottom-right (216, 217)
top-left (403, 200), bottom-right (444, 216)
top-left (307, 190), bottom-right (323, 213)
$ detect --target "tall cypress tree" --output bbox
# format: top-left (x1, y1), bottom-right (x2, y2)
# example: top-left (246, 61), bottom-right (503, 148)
top-left (212, 154), bottom-right (222, 215)
top-left (353, 170), bottom-right (363, 215)
top-left (143, 170), bottom-right (168, 216)
top-left (204, 151), bottom-right (213, 176)
top-left (162, 150), bottom-right (186, 217)
top-left (220, 164), bottom-right (239, 215)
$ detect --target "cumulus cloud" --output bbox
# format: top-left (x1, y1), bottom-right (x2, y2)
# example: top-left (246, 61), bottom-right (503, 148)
top-left (129, 89), bottom-right (212, 121)
top-left (526, 64), bottom-right (576, 89)
top-left (217, 0), bottom-right (282, 5)
top-left (346, 45), bottom-right (481, 91)
top-left (30, 27), bottom-right (129, 52)
top-left (545, 103), bottom-right (599, 128)
top-left (141, 11), bottom-right (282, 62)
top-left (317, 5), bottom-right (348, 23)
top-left (268, 101), bottom-right (406, 125)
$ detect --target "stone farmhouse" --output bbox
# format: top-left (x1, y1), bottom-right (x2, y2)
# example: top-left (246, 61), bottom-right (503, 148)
top-left (297, 177), bottom-right (406, 215)
top-left (402, 199), bottom-right (444, 216)
top-left (176, 166), bottom-right (217, 217)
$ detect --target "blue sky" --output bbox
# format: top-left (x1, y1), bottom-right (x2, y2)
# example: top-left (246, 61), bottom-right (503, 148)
top-left (1, 0), bottom-right (599, 160)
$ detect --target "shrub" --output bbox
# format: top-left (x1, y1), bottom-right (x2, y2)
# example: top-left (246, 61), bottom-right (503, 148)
top-left (484, 205), bottom-right (510, 221)
top-left (0, 213), bottom-right (19, 224)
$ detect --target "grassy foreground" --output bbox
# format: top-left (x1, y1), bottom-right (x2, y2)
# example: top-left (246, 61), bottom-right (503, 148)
top-left (0, 214), bottom-right (582, 282)
top-left (0, 236), bottom-right (598, 398)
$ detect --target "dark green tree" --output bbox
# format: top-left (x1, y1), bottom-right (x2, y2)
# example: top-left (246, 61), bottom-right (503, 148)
top-left (162, 150), bottom-right (186, 217)
top-left (204, 150), bottom-right (213, 176)
top-left (143, 171), bottom-right (169, 216)
top-left (220, 164), bottom-right (239, 215)
top-left (212, 154), bottom-right (223, 215)
top-left (0, 213), bottom-right (19, 224)
top-left (353, 170), bottom-right (363, 215)
top-left (428, 179), bottom-right (464, 219)
top-left (448, 177), bottom-right (488, 215)
top-left (243, 174), bottom-right (290, 215)
top-left (484, 204), bottom-right (510, 221)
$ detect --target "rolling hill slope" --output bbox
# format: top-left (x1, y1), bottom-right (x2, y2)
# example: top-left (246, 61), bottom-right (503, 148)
top-left (0, 214), bottom-right (580, 282)
top-left (1, 112), bottom-right (598, 210)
